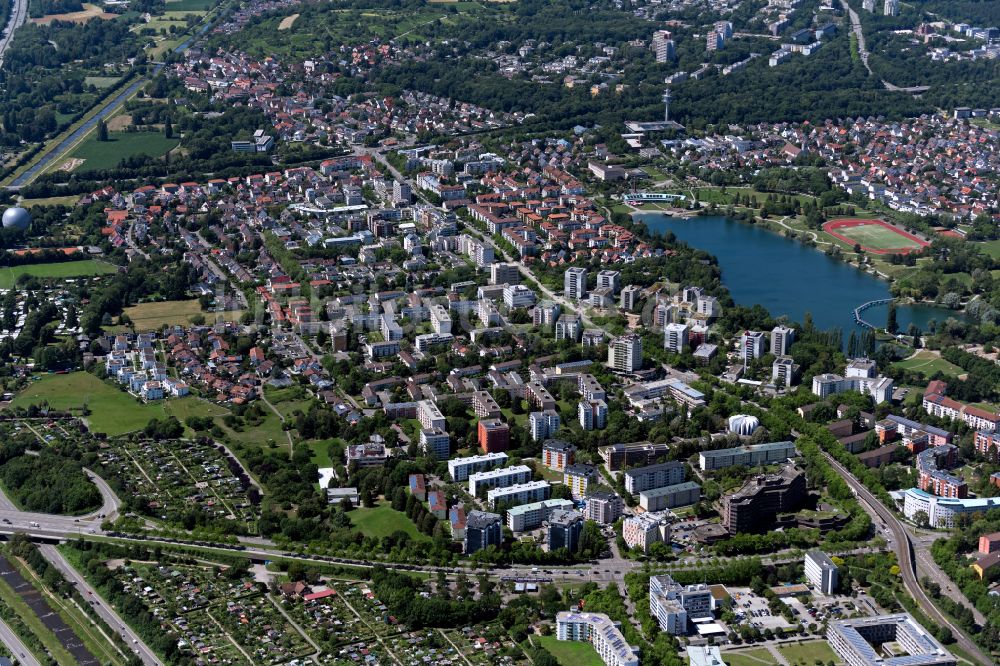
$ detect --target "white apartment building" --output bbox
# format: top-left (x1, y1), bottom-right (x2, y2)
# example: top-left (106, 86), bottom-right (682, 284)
top-left (419, 428), bottom-right (451, 460)
top-left (564, 267), bottom-right (588, 300)
top-left (555, 612), bottom-right (639, 666)
top-left (623, 512), bottom-right (670, 552)
top-left (649, 575), bottom-right (713, 635)
top-left (805, 550), bottom-right (839, 595)
top-left (771, 325), bottom-right (795, 356)
top-left (447, 452), bottom-right (508, 481)
top-left (503, 284), bottom-right (536, 309)
top-left (578, 399), bottom-right (608, 430)
top-left (596, 270), bottom-right (621, 294)
top-left (608, 334), bottom-right (642, 372)
top-left (624, 461), bottom-right (685, 494)
top-left (664, 322), bottom-right (689, 354)
top-left (529, 409), bottom-right (561, 442)
top-left (468, 464), bottom-right (532, 496)
top-left (417, 399), bottom-right (446, 431)
top-left (487, 480), bottom-right (550, 509)
top-left (429, 304), bottom-right (452, 335)
top-left (506, 498), bottom-right (574, 532)
top-left (740, 330), bottom-right (766, 365)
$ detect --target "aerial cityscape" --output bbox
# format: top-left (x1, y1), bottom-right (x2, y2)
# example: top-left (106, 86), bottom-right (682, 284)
top-left (0, 0), bottom-right (996, 664)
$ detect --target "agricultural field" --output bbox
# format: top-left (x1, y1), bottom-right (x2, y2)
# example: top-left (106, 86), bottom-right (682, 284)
top-left (0, 259), bottom-right (118, 288)
top-left (822, 219), bottom-right (928, 254)
top-left (535, 635), bottom-right (603, 666)
top-left (94, 438), bottom-right (261, 532)
top-left (892, 350), bottom-right (966, 379)
top-left (348, 502), bottom-right (430, 542)
top-left (30, 3), bottom-right (115, 24)
top-left (62, 131), bottom-right (179, 173)
top-left (118, 299), bottom-right (241, 331)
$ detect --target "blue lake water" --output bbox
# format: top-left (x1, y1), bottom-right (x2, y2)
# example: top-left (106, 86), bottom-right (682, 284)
top-left (639, 213), bottom-right (958, 334)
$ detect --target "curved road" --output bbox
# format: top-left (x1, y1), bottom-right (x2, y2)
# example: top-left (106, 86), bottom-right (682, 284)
top-left (822, 452), bottom-right (990, 666)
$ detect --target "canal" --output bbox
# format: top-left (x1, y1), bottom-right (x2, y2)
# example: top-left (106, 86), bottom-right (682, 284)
top-left (640, 214), bottom-right (957, 334)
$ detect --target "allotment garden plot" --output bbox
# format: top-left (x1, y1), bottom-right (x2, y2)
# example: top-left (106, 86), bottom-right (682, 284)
top-left (95, 438), bottom-right (260, 532)
top-left (109, 560), bottom-right (312, 664)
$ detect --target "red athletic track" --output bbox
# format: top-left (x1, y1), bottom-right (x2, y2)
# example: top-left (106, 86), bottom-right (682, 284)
top-left (822, 218), bottom-right (930, 255)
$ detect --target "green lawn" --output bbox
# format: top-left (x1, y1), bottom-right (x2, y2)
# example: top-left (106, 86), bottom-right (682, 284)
top-left (535, 636), bottom-right (604, 666)
top-left (0, 259), bottom-right (118, 288)
top-left (978, 239), bottom-right (1000, 260)
top-left (83, 75), bottom-right (120, 89)
top-left (67, 131), bottom-right (179, 172)
top-left (348, 502), bottom-right (429, 542)
top-left (164, 0), bottom-right (216, 10)
top-left (777, 640), bottom-right (841, 665)
top-left (893, 350), bottom-right (965, 379)
top-left (722, 648), bottom-right (777, 666)
top-left (833, 222), bottom-right (923, 251)
top-left (117, 300), bottom-right (241, 331)
top-left (8, 371), bottom-right (219, 436)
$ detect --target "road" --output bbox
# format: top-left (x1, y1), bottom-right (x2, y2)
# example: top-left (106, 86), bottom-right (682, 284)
top-left (0, 0), bottom-right (28, 69)
top-left (0, 616), bottom-right (40, 666)
top-left (822, 453), bottom-right (990, 666)
top-left (38, 544), bottom-right (163, 666)
top-left (841, 0), bottom-right (872, 75)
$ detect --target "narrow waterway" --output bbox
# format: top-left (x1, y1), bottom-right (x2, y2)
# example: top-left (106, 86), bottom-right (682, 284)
top-left (640, 214), bottom-right (959, 334)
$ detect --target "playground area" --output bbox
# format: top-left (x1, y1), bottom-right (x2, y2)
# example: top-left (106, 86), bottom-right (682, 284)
top-left (823, 218), bottom-right (929, 255)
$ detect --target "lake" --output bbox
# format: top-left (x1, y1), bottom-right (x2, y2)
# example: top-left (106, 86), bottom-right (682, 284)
top-left (640, 213), bottom-right (958, 334)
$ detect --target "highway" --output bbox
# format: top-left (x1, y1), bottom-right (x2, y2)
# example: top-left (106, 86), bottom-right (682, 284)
top-left (0, 615), bottom-right (40, 666)
top-left (0, 0), bottom-right (27, 70)
top-left (38, 544), bottom-right (162, 666)
top-left (822, 452), bottom-right (990, 666)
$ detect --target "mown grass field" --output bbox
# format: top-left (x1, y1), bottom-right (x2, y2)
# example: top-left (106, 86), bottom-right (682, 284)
top-left (0, 260), bottom-right (117, 288)
top-left (66, 131), bottom-right (179, 173)
top-left (777, 640), bottom-right (841, 665)
top-left (348, 502), bottom-right (429, 542)
top-left (722, 649), bottom-right (777, 666)
top-left (892, 350), bottom-right (965, 378)
top-left (119, 300), bottom-right (242, 331)
top-left (535, 636), bottom-right (603, 666)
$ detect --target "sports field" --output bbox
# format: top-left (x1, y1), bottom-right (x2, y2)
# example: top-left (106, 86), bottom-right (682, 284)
top-left (0, 260), bottom-right (118, 288)
top-left (823, 219), bottom-right (929, 255)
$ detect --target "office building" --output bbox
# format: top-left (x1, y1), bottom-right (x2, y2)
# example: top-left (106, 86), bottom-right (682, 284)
top-left (507, 498), bottom-right (574, 532)
top-left (464, 510), bottom-right (503, 554)
top-left (477, 418), bottom-right (510, 453)
top-left (722, 464), bottom-right (806, 534)
top-left (639, 481), bottom-right (701, 512)
top-left (564, 267), bottom-right (588, 300)
top-left (547, 509), bottom-right (583, 552)
top-left (624, 461), bottom-right (686, 494)
top-left (813, 372), bottom-right (895, 405)
top-left (804, 550), bottom-right (839, 594)
top-left (529, 410), bottom-right (561, 442)
top-left (901, 488), bottom-right (1000, 528)
top-left (419, 428), bottom-right (451, 460)
top-left (740, 330), bottom-right (766, 365)
top-left (487, 480), bottom-right (550, 509)
top-left (578, 399), bottom-right (608, 430)
top-left (771, 325), bottom-right (795, 356)
top-left (468, 464), bottom-right (532, 497)
top-left (827, 614), bottom-right (956, 666)
top-left (585, 489), bottom-right (624, 524)
top-left (623, 512), bottom-right (670, 552)
top-left (555, 612), bottom-right (639, 666)
top-left (699, 441), bottom-right (798, 471)
top-left (649, 574), bottom-right (713, 635)
top-left (608, 334), bottom-right (642, 372)
top-left (564, 464), bottom-right (598, 499)
top-left (447, 452), bottom-right (508, 482)
top-left (664, 323), bottom-right (689, 354)
top-left (542, 440), bottom-right (576, 471)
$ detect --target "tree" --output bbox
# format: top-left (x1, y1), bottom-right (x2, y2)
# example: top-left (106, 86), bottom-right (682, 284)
top-left (886, 302), bottom-right (898, 334)
top-left (97, 119), bottom-right (108, 142)
top-left (164, 118), bottom-right (173, 139)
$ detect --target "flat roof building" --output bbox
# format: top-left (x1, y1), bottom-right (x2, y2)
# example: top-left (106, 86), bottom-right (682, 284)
top-left (805, 550), bottom-right (839, 595)
top-left (827, 614), bottom-right (956, 666)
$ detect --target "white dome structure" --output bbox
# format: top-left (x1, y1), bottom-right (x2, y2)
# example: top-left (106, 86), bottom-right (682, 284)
top-left (728, 414), bottom-right (760, 436)
top-left (2, 207), bottom-right (30, 231)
